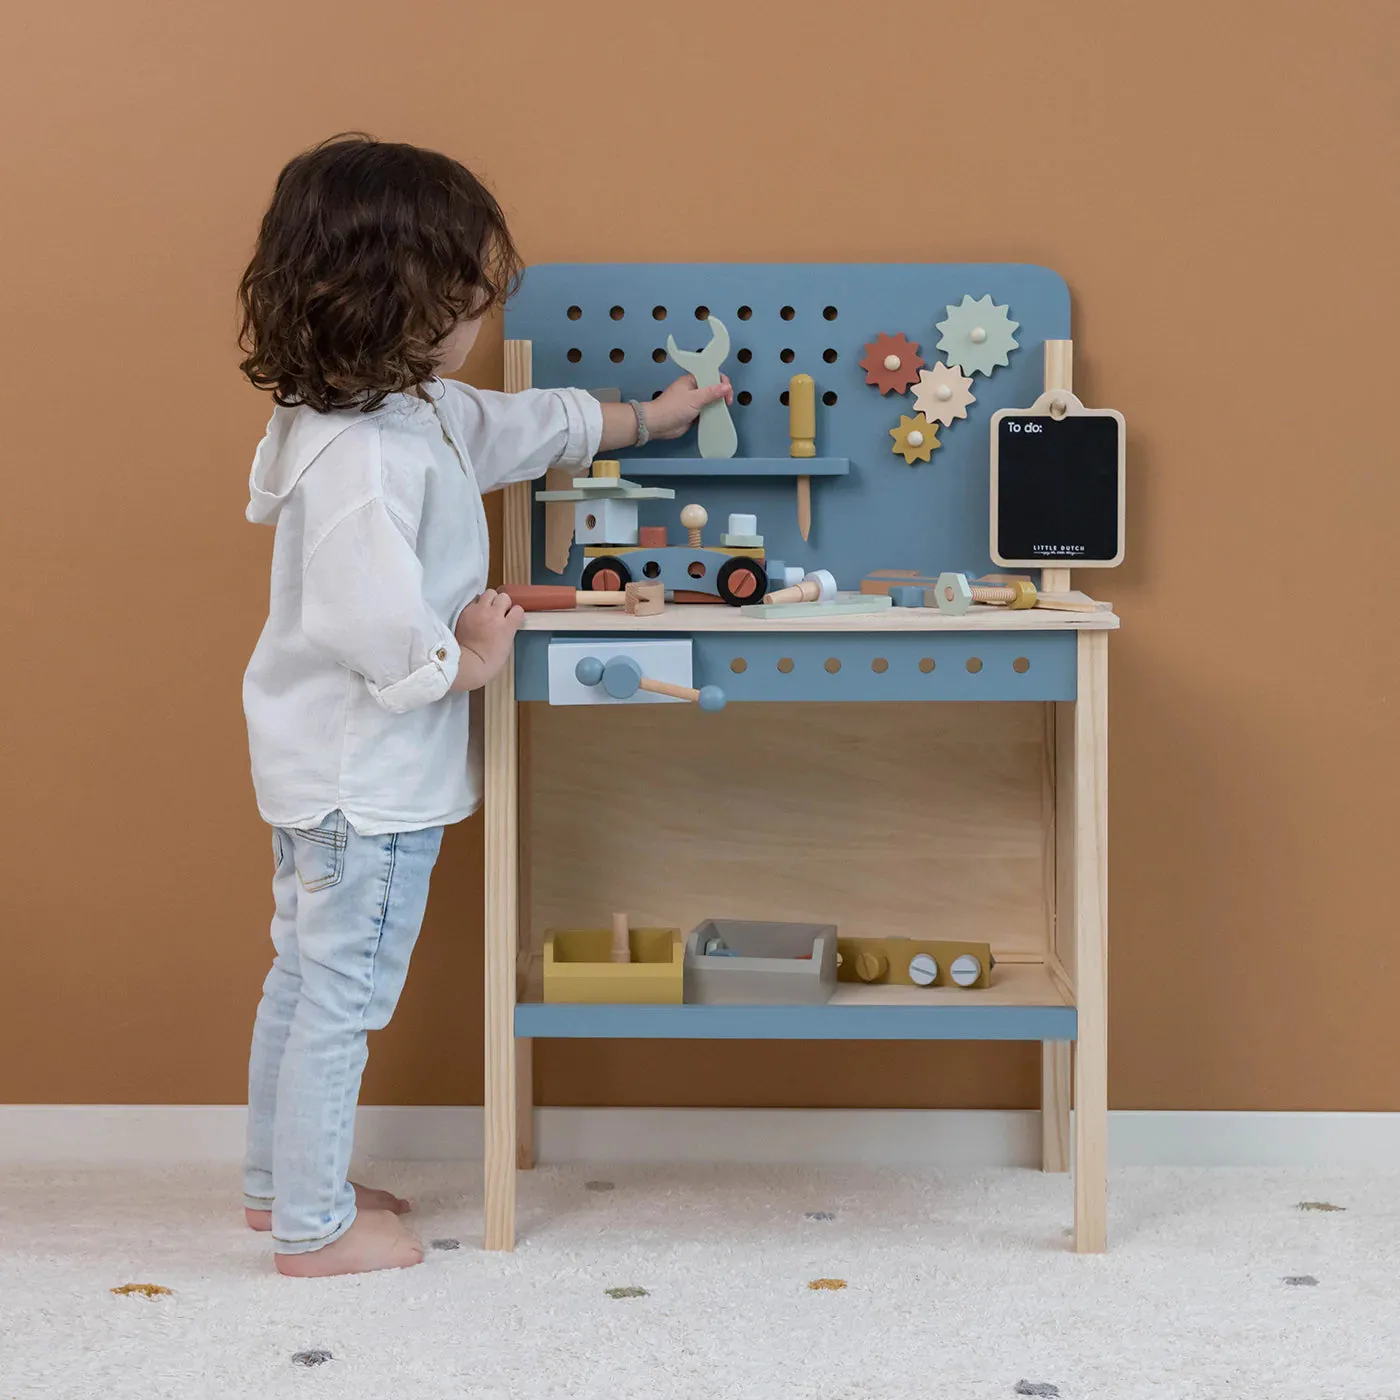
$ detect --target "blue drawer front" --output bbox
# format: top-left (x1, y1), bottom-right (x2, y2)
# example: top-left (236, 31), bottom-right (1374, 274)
top-left (517, 630), bottom-right (1076, 702)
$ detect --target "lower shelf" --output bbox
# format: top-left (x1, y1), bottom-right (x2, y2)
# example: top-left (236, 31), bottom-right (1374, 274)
top-left (514, 962), bottom-right (1075, 1041)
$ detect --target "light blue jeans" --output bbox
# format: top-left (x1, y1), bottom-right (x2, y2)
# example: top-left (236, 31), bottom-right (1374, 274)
top-left (243, 811), bottom-right (443, 1253)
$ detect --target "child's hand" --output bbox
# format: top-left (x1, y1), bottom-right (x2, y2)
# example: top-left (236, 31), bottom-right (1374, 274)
top-left (644, 374), bottom-right (734, 441)
top-left (449, 589), bottom-right (525, 691)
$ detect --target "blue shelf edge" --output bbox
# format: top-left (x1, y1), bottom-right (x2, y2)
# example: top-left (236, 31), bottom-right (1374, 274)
top-left (611, 456), bottom-right (849, 478)
top-left (514, 1002), bottom-right (1077, 1042)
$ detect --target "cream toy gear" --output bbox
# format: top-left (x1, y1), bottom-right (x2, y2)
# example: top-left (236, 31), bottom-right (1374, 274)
top-left (911, 362), bottom-right (977, 427)
top-left (935, 294), bottom-right (1020, 377)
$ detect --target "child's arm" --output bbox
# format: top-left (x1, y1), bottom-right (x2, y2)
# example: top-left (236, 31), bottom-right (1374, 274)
top-left (441, 375), bottom-right (734, 490)
top-left (449, 589), bottom-right (524, 691)
top-left (302, 498), bottom-right (464, 713)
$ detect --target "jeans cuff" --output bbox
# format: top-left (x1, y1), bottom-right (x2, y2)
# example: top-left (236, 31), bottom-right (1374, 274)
top-left (272, 1201), bottom-right (358, 1255)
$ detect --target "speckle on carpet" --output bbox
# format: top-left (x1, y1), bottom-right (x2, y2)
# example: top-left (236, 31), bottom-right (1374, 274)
top-left (1, 1163), bottom-right (1394, 1399)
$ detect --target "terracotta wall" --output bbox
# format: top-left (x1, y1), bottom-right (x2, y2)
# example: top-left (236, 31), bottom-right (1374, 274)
top-left (3, 0), bottom-right (1396, 1111)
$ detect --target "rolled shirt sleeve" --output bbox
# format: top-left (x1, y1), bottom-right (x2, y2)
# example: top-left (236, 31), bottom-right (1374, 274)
top-left (441, 382), bottom-right (604, 492)
top-left (301, 499), bottom-right (461, 715)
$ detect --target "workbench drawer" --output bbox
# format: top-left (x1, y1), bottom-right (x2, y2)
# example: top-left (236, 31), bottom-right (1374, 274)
top-left (544, 638), bottom-right (693, 705)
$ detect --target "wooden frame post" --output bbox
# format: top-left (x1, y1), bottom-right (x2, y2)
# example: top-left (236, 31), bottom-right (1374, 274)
top-left (483, 340), bottom-right (535, 1251)
top-left (1039, 341), bottom-right (1074, 597)
top-left (1071, 630), bottom-right (1109, 1251)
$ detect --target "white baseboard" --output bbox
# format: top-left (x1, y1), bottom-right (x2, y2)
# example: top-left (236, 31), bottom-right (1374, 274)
top-left (2, 1105), bottom-right (1398, 1169)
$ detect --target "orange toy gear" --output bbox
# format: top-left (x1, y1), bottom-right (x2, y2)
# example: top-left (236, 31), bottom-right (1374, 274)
top-left (858, 332), bottom-right (925, 395)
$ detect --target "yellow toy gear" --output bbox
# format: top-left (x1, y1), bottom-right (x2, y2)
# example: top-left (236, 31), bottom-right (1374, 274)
top-left (889, 413), bottom-right (940, 464)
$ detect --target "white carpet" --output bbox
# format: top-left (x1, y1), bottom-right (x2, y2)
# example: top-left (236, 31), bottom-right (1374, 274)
top-left (1, 1162), bottom-right (1394, 1399)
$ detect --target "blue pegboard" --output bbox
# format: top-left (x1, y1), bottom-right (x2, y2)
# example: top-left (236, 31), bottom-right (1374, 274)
top-left (505, 264), bottom-right (1070, 591)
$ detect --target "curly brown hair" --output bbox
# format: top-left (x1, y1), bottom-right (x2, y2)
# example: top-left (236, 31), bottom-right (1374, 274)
top-left (237, 134), bottom-right (522, 413)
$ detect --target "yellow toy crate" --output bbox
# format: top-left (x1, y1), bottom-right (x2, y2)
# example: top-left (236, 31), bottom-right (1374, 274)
top-left (542, 926), bottom-right (684, 1004)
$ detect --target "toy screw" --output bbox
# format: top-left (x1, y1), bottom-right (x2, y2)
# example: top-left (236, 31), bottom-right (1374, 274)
top-left (681, 503), bottom-right (708, 548)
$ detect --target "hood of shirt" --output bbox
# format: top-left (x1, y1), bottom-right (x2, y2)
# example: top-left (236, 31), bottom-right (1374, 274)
top-left (246, 393), bottom-right (445, 524)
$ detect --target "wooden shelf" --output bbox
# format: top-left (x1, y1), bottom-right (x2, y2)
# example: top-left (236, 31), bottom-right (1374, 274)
top-left (519, 598), bottom-right (1117, 633)
top-left (611, 457), bottom-right (849, 478)
top-left (514, 961), bottom-right (1074, 1041)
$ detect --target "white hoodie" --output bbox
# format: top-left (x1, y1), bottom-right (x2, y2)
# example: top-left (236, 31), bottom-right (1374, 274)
top-left (242, 379), bottom-right (601, 834)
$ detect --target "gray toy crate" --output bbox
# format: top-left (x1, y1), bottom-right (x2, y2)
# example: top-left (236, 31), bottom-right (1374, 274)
top-left (683, 920), bottom-right (839, 1005)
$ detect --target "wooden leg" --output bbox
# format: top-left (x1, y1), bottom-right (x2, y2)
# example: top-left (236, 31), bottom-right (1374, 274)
top-left (1041, 1040), bottom-right (1071, 1173)
top-left (1072, 631), bottom-right (1109, 1253)
top-left (483, 666), bottom-right (518, 1251)
top-left (516, 1038), bottom-right (535, 1169)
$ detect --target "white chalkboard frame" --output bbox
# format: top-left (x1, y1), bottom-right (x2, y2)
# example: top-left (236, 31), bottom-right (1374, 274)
top-left (989, 388), bottom-right (1126, 570)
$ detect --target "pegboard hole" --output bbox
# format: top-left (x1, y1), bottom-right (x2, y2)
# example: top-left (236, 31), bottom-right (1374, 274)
top-left (687, 561), bottom-right (707, 580)
top-left (822, 391), bottom-right (838, 406)
top-left (651, 389), bottom-right (663, 399)
top-left (823, 348), bottom-right (838, 363)
top-left (824, 657), bottom-right (841, 674)
top-left (652, 348), bottom-right (667, 363)
top-left (966, 657), bottom-right (983, 673)
top-left (736, 391), bottom-right (752, 406)
top-left (609, 348), bottom-right (625, 363)
top-left (737, 305), bottom-right (753, 320)
top-left (780, 348), bottom-right (795, 364)
top-left (777, 657), bottom-right (794, 674)
top-left (780, 305), bottom-right (795, 320)
top-left (652, 305), bottom-right (667, 320)
top-left (609, 305), bottom-right (625, 321)
top-left (694, 304), bottom-right (710, 320)
top-left (871, 657), bottom-right (889, 674)
top-left (822, 305), bottom-right (838, 321)
top-left (736, 348), bottom-right (752, 364)
top-left (918, 657), bottom-right (936, 674)
top-left (642, 561), bottom-right (661, 578)
top-left (730, 657), bottom-right (748, 674)
top-left (779, 390), bottom-right (790, 406)
top-left (566, 348), bottom-right (582, 363)
top-left (1013, 657), bottom-right (1031, 674)
top-left (567, 305), bottom-right (582, 321)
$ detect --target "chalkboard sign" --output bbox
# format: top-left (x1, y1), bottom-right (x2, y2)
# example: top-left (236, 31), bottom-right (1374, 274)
top-left (989, 390), bottom-right (1125, 568)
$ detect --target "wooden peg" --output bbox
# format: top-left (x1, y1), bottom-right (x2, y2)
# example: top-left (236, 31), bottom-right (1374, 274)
top-left (680, 503), bottom-right (708, 548)
top-left (611, 912), bottom-right (630, 964)
top-left (789, 374), bottom-right (815, 541)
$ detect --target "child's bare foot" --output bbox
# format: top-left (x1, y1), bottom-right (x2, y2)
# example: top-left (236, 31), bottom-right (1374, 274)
top-left (274, 1209), bottom-right (424, 1277)
top-left (245, 1182), bottom-right (410, 1232)
top-left (450, 588), bottom-right (524, 691)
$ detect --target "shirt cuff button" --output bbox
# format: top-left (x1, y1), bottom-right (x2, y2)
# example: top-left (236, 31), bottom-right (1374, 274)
top-left (435, 647), bottom-right (448, 661)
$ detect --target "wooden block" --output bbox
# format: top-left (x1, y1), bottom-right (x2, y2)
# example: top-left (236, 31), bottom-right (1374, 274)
top-left (639, 525), bottom-right (668, 548)
top-left (720, 533), bottom-right (764, 548)
top-left (624, 581), bottom-right (665, 617)
top-left (889, 585), bottom-right (926, 607)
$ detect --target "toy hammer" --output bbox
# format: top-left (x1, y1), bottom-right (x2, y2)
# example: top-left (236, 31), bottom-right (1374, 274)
top-left (932, 573), bottom-right (1099, 615)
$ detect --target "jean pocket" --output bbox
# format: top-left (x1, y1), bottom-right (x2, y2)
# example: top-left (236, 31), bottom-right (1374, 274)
top-left (289, 812), bottom-right (347, 892)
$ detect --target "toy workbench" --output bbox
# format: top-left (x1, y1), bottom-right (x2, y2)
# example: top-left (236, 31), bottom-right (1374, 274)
top-left (483, 264), bottom-right (1115, 1255)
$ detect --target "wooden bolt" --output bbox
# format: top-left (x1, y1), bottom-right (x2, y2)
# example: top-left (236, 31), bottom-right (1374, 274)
top-left (592, 459), bottom-right (622, 479)
top-left (854, 950), bottom-right (889, 983)
top-left (680, 503), bottom-right (708, 548)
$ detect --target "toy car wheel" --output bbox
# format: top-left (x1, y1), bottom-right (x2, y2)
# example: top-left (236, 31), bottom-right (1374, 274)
top-left (580, 556), bottom-right (633, 593)
top-left (716, 557), bottom-right (767, 606)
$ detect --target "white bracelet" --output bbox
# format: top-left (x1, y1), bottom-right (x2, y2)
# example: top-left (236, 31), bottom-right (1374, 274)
top-left (629, 398), bottom-right (650, 448)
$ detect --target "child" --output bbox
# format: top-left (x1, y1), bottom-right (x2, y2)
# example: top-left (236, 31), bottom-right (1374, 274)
top-left (237, 135), bottom-right (729, 1277)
